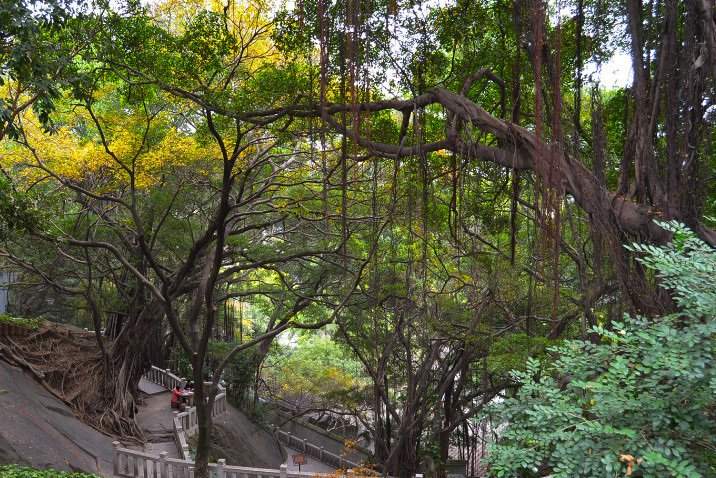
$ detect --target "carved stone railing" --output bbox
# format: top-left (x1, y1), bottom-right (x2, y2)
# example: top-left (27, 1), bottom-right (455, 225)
top-left (113, 441), bottom-right (297, 478)
top-left (113, 441), bottom-right (396, 478)
top-left (144, 365), bottom-right (184, 391)
top-left (275, 430), bottom-right (360, 470)
top-left (140, 366), bottom-right (229, 459)
top-left (173, 411), bottom-right (193, 460)
top-left (143, 366), bottom-right (228, 417)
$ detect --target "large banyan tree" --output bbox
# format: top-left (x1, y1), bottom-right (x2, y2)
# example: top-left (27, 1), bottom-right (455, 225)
top-left (1, 0), bottom-right (715, 475)
top-left (260, 0), bottom-right (716, 473)
top-left (262, 0), bottom-right (716, 317)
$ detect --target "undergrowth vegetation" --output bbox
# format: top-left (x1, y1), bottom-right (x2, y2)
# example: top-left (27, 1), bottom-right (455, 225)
top-left (485, 222), bottom-right (716, 477)
top-left (0, 465), bottom-right (101, 478)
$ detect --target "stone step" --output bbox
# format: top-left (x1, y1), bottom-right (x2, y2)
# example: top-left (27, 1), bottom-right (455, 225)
top-left (146, 432), bottom-right (174, 442)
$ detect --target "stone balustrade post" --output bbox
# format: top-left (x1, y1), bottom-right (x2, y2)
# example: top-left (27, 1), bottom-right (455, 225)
top-left (165, 369), bottom-right (171, 388)
top-left (159, 451), bottom-right (168, 478)
top-left (182, 443), bottom-right (190, 459)
top-left (112, 441), bottom-right (121, 476)
top-left (303, 438), bottom-right (307, 453)
top-left (280, 464), bottom-right (287, 478)
top-left (217, 458), bottom-right (226, 478)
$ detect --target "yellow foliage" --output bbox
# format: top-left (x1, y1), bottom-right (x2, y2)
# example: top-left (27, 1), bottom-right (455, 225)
top-left (148, 0), bottom-right (281, 69)
top-left (2, 92), bottom-right (218, 192)
top-left (226, 299), bottom-right (255, 341)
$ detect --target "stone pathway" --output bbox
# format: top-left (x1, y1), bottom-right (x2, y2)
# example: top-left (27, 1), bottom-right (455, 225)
top-left (132, 379), bottom-right (180, 458)
top-left (139, 377), bottom-right (167, 395)
top-left (136, 377), bottom-right (340, 474)
top-left (282, 445), bottom-right (338, 475)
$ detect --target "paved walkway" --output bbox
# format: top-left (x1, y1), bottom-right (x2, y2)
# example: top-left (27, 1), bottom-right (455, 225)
top-left (283, 445), bottom-right (338, 475)
top-left (133, 379), bottom-right (180, 458)
top-left (139, 377), bottom-right (167, 395)
top-left (137, 378), bottom-right (340, 474)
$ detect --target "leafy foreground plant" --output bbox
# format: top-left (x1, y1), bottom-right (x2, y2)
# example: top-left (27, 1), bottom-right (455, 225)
top-left (0, 465), bottom-right (101, 478)
top-left (0, 315), bottom-right (44, 331)
top-left (484, 221), bottom-right (716, 477)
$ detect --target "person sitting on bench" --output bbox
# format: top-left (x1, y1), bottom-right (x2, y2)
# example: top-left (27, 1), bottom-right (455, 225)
top-left (171, 385), bottom-right (181, 408)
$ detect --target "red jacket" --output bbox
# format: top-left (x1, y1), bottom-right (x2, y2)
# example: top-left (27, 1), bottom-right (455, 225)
top-left (171, 388), bottom-right (180, 405)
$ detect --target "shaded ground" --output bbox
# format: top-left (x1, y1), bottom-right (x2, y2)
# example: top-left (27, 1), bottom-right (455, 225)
top-left (129, 379), bottom-right (179, 458)
top-left (0, 357), bottom-right (329, 477)
top-left (0, 360), bottom-right (116, 476)
top-left (282, 444), bottom-right (337, 475)
top-left (204, 403), bottom-right (285, 469)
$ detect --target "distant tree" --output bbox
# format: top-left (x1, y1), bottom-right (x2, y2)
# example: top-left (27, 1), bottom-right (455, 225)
top-left (263, 333), bottom-right (365, 418)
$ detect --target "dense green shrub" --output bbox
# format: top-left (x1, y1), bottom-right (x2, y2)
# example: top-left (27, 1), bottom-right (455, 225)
top-left (485, 222), bottom-right (716, 477)
top-left (0, 465), bottom-right (101, 478)
top-left (0, 314), bottom-right (43, 330)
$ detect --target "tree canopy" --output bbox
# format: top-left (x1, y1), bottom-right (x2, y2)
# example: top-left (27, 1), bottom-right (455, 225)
top-left (0, 0), bottom-right (714, 476)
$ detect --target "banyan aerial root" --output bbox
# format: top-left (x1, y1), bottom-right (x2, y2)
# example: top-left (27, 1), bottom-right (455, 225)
top-left (0, 323), bottom-right (145, 442)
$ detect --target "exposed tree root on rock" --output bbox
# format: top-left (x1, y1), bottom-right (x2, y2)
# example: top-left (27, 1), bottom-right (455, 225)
top-left (0, 323), bottom-right (145, 443)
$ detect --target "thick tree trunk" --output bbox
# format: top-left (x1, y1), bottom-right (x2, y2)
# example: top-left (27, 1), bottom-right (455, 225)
top-left (105, 342), bottom-right (146, 437)
top-left (373, 380), bottom-right (390, 464)
top-left (192, 377), bottom-right (215, 478)
top-left (105, 296), bottom-right (166, 437)
top-left (389, 427), bottom-right (421, 478)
